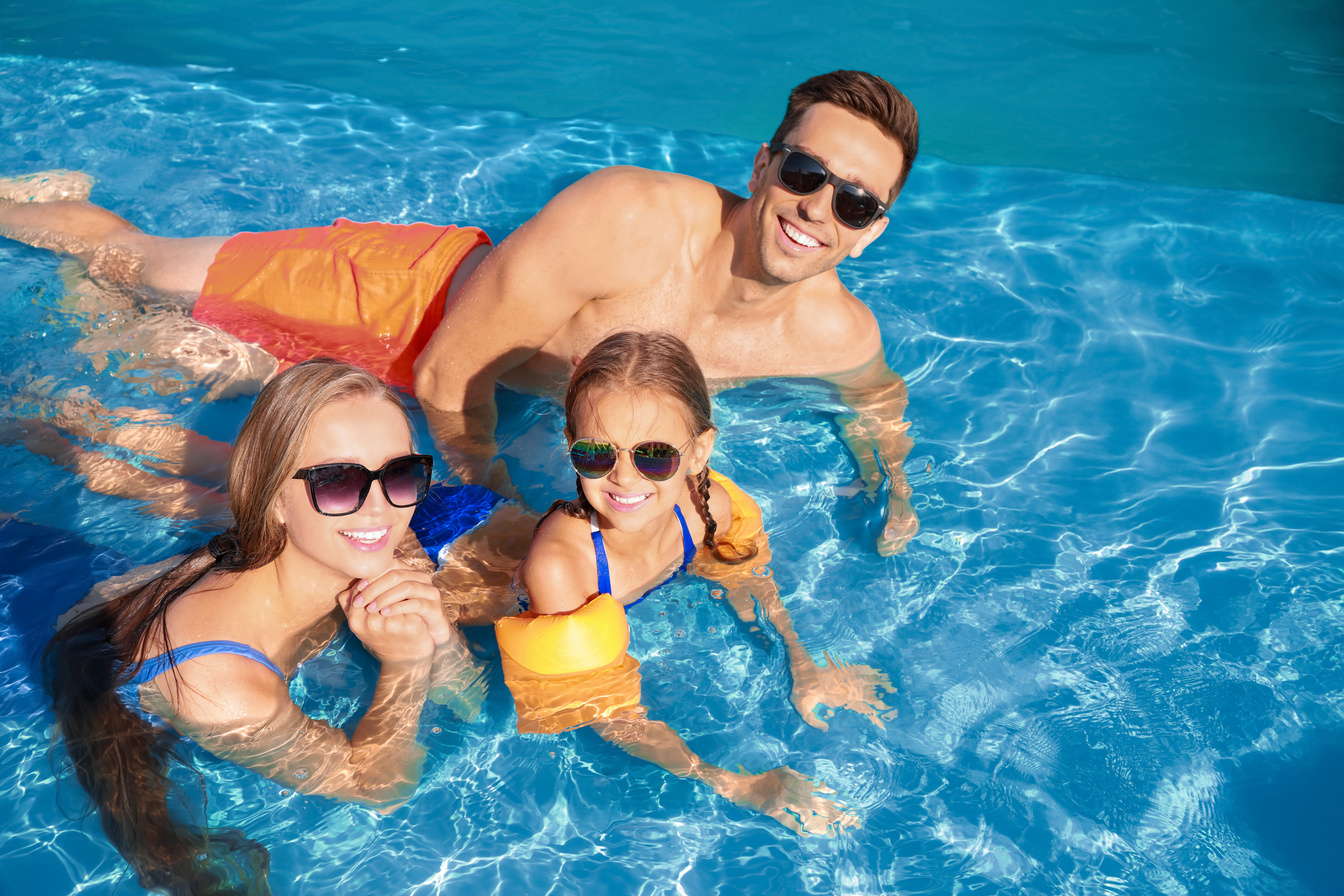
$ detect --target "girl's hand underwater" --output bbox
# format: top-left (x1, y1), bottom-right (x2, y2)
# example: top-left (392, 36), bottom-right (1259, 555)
top-left (791, 651), bottom-right (897, 731)
top-left (716, 766), bottom-right (860, 837)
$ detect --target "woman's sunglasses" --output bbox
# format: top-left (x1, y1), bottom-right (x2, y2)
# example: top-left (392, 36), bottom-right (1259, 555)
top-left (569, 438), bottom-right (690, 482)
top-left (769, 142), bottom-right (889, 230)
top-left (292, 454), bottom-right (433, 516)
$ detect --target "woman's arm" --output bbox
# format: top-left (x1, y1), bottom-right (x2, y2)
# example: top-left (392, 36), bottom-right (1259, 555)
top-left (143, 569), bottom-right (450, 811)
top-left (141, 649), bottom-right (433, 812)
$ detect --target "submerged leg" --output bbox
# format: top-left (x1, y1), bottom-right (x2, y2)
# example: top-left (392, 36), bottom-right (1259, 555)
top-left (0, 171), bottom-right (229, 298)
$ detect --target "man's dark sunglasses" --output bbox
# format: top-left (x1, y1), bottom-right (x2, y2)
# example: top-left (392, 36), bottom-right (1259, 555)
top-left (292, 454), bottom-right (433, 516)
top-left (769, 142), bottom-right (889, 230)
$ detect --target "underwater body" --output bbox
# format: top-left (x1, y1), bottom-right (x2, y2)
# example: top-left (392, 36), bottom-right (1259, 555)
top-left (2, 4), bottom-right (1344, 894)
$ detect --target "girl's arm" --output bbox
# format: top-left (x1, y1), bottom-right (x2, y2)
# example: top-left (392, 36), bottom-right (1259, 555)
top-left (697, 482), bottom-right (896, 732)
top-left (513, 515), bottom-right (855, 836)
top-left (590, 713), bottom-right (857, 837)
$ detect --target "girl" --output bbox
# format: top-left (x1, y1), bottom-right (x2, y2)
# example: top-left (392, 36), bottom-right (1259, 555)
top-left (45, 359), bottom-right (481, 895)
top-left (496, 331), bottom-right (893, 837)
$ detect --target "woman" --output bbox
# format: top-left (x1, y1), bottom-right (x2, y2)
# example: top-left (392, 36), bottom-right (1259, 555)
top-left (45, 359), bottom-right (481, 895)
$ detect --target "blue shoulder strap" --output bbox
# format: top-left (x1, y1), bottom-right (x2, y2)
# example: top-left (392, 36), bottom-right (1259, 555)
top-left (589, 517), bottom-right (613, 595)
top-left (673, 505), bottom-right (696, 570)
top-left (125, 640), bottom-right (285, 686)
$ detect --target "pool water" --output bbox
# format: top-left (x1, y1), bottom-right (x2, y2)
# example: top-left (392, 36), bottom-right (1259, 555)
top-left (2, 9), bottom-right (1344, 896)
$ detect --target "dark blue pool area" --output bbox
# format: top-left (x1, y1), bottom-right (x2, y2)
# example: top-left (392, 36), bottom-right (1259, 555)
top-left (2, 7), bottom-right (1343, 895)
top-left (5, 0), bottom-right (1342, 202)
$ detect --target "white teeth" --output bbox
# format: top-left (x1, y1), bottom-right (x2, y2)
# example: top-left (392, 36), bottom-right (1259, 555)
top-left (609, 494), bottom-right (649, 505)
top-left (340, 527), bottom-right (388, 544)
top-left (782, 220), bottom-right (821, 248)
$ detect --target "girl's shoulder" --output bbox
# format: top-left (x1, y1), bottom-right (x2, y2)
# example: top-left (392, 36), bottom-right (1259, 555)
top-left (704, 474), bottom-right (734, 524)
top-left (519, 509), bottom-right (600, 614)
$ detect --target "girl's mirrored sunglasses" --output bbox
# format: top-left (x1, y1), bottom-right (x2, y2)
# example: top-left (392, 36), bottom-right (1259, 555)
top-left (769, 142), bottom-right (889, 230)
top-left (569, 438), bottom-right (689, 482)
top-left (292, 454), bottom-right (433, 516)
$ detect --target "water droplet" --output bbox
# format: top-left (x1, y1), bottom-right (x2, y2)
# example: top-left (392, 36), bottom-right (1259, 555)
top-left (431, 727), bottom-right (442, 734)
top-left (294, 768), bottom-right (309, 779)
top-left (279, 790), bottom-right (292, 797)
top-left (710, 589), bottom-right (724, 599)
top-left (751, 566), bottom-right (773, 578)
top-left (709, 627), bottom-right (717, 633)
top-left (675, 630), bottom-right (686, 638)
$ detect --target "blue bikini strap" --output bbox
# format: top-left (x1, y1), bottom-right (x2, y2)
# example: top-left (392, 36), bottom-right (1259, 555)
top-left (590, 506), bottom-right (696, 604)
top-left (674, 505), bottom-right (696, 570)
top-left (589, 517), bottom-right (613, 596)
top-left (125, 640), bottom-right (285, 686)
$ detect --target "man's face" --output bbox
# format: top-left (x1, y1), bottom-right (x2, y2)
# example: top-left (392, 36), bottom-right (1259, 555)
top-left (745, 102), bottom-right (904, 286)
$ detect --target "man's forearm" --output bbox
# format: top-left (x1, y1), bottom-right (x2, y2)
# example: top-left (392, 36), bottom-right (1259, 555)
top-left (420, 398), bottom-right (505, 490)
top-left (834, 366), bottom-right (919, 554)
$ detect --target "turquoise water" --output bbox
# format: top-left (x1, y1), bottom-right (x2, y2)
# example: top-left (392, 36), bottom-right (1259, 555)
top-left (5, 0), bottom-right (1343, 201)
top-left (3, 6), bottom-right (1344, 896)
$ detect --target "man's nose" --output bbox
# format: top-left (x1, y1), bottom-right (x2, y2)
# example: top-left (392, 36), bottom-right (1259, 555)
top-left (797, 184), bottom-right (833, 223)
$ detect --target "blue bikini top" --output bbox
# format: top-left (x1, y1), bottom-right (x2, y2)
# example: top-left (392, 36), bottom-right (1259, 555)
top-left (590, 505), bottom-right (697, 610)
top-left (124, 640), bottom-right (285, 686)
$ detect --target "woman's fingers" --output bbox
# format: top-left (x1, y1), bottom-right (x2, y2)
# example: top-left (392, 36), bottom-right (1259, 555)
top-left (350, 567), bottom-right (453, 645)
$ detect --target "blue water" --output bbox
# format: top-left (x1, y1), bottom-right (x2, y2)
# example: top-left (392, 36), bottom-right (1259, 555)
top-left (2, 15), bottom-right (1344, 896)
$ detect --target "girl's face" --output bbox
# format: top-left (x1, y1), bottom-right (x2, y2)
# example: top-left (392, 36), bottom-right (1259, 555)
top-left (276, 394), bottom-right (418, 585)
top-left (569, 389), bottom-right (715, 536)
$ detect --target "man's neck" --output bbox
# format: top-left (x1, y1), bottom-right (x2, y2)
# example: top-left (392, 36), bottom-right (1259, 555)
top-left (706, 194), bottom-right (811, 316)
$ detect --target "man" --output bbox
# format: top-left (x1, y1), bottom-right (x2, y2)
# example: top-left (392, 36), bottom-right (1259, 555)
top-left (416, 70), bottom-right (920, 554)
top-left (0, 70), bottom-right (919, 553)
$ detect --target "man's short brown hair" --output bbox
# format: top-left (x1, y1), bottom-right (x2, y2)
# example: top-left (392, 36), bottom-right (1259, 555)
top-left (771, 70), bottom-right (920, 202)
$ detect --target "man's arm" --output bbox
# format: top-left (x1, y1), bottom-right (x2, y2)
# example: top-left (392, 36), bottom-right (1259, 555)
top-left (413, 167), bottom-right (664, 490)
top-left (825, 352), bottom-right (918, 555)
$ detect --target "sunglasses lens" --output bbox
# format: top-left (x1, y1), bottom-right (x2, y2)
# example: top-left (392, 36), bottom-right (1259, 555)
top-left (383, 456), bottom-right (431, 507)
top-left (834, 185), bottom-right (880, 229)
top-left (631, 442), bottom-right (682, 481)
top-left (309, 464), bottom-right (368, 515)
top-left (570, 440), bottom-right (618, 479)
top-left (777, 152), bottom-right (828, 194)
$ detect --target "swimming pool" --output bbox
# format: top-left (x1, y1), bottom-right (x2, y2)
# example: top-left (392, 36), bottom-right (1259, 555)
top-left (3, 6), bottom-right (1343, 896)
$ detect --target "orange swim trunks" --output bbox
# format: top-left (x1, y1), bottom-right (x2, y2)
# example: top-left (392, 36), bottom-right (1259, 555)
top-left (194, 218), bottom-right (490, 391)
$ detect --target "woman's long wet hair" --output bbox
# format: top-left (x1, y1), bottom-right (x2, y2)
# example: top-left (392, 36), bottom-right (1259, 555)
top-left (542, 331), bottom-right (755, 564)
top-left (44, 359), bottom-right (406, 895)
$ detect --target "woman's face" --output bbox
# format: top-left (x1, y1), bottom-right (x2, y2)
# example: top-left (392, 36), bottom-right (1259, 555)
top-left (276, 393), bottom-right (418, 584)
top-left (570, 389), bottom-right (714, 538)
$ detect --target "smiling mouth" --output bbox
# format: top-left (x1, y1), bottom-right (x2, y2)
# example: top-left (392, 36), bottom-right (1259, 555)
top-left (606, 492), bottom-right (652, 512)
top-left (339, 527), bottom-right (389, 546)
top-left (780, 218), bottom-right (823, 249)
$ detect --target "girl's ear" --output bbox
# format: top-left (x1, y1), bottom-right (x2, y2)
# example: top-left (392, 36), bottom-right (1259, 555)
top-left (689, 427), bottom-right (717, 475)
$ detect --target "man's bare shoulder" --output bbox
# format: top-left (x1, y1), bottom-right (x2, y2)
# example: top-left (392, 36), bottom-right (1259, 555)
top-left (783, 278), bottom-right (885, 375)
top-left (545, 166), bottom-right (727, 243)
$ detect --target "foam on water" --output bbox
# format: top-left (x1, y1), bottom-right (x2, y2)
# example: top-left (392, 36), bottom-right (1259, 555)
top-left (2, 55), bottom-right (1343, 895)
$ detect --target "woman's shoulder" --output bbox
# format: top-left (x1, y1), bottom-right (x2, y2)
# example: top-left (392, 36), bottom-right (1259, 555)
top-left (141, 647), bottom-right (290, 731)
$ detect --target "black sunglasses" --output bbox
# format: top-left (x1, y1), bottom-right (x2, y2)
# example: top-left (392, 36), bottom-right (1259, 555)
top-left (568, 438), bottom-right (691, 482)
top-left (769, 142), bottom-right (889, 229)
top-left (292, 454), bottom-right (433, 516)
